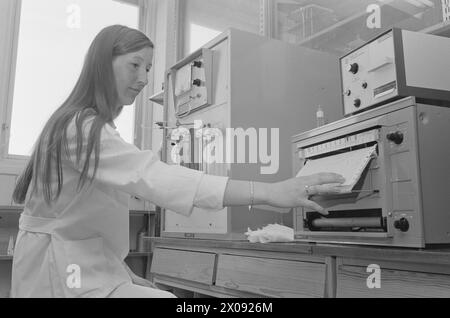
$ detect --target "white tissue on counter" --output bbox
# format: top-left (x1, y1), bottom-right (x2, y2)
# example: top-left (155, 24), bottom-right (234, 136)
top-left (245, 223), bottom-right (294, 243)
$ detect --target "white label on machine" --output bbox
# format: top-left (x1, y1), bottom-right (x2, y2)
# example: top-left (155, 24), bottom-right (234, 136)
top-left (174, 64), bottom-right (192, 96)
top-left (301, 129), bottom-right (379, 159)
top-left (165, 207), bottom-right (228, 233)
top-left (296, 145), bottom-right (377, 193)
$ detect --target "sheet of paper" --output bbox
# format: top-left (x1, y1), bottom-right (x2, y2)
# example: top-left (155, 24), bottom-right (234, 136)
top-left (296, 145), bottom-right (377, 193)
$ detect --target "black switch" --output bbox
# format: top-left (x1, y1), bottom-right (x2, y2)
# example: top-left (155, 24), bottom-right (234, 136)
top-left (354, 98), bottom-right (361, 108)
top-left (193, 61), bottom-right (202, 68)
top-left (386, 131), bottom-right (404, 145)
top-left (192, 79), bottom-right (202, 87)
top-left (394, 218), bottom-right (409, 232)
top-left (347, 63), bottom-right (359, 74)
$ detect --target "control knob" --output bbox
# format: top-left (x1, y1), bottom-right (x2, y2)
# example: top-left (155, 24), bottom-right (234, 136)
top-left (353, 98), bottom-right (361, 108)
top-left (386, 131), bottom-right (404, 145)
top-left (192, 79), bottom-right (202, 87)
top-left (193, 61), bottom-right (202, 68)
top-left (394, 218), bottom-right (409, 232)
top-left (347, 63), bottom-right (359, 74)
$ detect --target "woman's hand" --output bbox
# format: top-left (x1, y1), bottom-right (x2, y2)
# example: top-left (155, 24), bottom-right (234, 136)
top-left (267, 172), bottom-right (345, 215)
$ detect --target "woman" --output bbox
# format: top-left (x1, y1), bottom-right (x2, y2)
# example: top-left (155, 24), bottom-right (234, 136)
top-left (11, 25), bottom-right (344, 298)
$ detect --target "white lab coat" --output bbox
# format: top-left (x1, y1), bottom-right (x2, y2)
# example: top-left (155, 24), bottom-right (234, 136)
top-left (11, 116), bottom-right (228, 297)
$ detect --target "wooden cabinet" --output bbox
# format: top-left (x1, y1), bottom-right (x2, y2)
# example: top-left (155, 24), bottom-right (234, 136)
top-left (149, 238), bottom-right (450, 298)
top-left (149, 239), bottom-right (334, 298)
top-left (151, 246), bottom-right (329, 297)
top-left (336, 258), bottom-right (450, 298)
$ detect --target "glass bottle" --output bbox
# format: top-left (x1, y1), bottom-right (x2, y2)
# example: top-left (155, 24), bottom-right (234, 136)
top-left (316, 105), bottom-right (325, 127)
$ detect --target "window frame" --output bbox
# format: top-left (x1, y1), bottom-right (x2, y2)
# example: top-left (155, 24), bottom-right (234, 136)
top-left (175, 0), bottom-right (272, 59)
top-left (0, 0), bottom-right (151, 173)
top-left (0, 0), bottom-right (22, 173)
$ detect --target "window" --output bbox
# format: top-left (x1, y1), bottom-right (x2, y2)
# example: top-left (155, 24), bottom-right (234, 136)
top-left (188, 23), bottom-right (222, 54)
top-left (272, 0), bottom-right (445, 56)
top-left (7, 0), bottom-right (141, 157)
top-left (180, 0), bottom-right (262, 57)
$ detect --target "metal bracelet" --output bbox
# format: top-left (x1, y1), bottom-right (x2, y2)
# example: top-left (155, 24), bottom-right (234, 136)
top-left (248, 181), bottom-right (254, 212)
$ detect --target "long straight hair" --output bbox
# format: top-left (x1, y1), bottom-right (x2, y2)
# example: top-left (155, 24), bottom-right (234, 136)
top-left (13, 25), bottom-right (153, 205)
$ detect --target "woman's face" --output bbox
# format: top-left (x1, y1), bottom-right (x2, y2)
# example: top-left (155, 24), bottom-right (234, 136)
top-left (112, 47), bottom-right (153, 107)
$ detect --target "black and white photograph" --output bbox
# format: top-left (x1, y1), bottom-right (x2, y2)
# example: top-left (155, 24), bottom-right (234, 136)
top-left (0, 0), bottom-right (450, 301)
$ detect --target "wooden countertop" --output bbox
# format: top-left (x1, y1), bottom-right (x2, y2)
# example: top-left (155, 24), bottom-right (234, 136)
top-left (149, 237), bottom-right (450, 265)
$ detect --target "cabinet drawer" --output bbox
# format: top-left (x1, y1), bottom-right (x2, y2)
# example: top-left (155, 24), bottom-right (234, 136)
top-left (337, 261), bottom-right (450, 297)
top-left (151, 248), bottom-right (216, 285)
top-left (216, 254), bottom-right (326, 298)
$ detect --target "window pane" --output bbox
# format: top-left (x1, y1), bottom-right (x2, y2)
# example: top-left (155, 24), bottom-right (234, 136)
top-left (9, 0), bottom-right (139, 156)
top-left (181, 0), bottom-right (261, 56)
top-left (273, 0), bottom-right (445, 56)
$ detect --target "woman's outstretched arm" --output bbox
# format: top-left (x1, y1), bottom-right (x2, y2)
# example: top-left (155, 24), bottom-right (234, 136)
top-left (223, 173), bottom-right (345, 215)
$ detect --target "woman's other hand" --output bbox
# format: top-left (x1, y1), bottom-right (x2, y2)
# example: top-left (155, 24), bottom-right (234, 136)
top-left (267, 172), bottom-right (345, 215)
